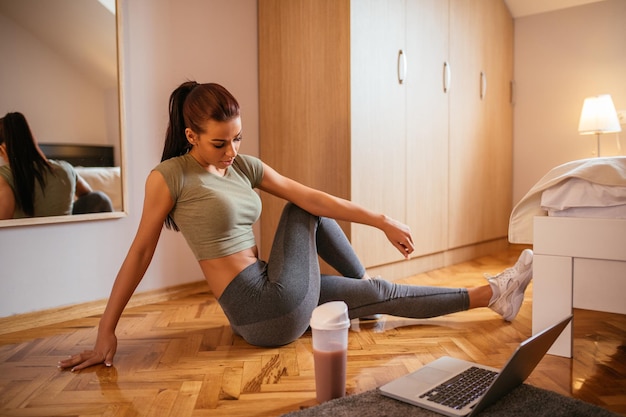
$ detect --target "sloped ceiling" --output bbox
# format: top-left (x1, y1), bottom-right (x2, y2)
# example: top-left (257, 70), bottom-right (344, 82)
top-left (504, 0), bottom-right (607, 18)
top-left (0, 0), bottom-right (116, 89)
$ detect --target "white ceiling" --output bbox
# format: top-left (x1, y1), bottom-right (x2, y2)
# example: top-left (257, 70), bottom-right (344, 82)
top-left (0, 0), bottom-right (117, 89)
top-left (504, 0), bottom-right (607, 18)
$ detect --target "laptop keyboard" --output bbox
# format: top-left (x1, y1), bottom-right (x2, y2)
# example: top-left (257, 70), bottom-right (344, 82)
top-left (419, 366), bottom-right (498, 410)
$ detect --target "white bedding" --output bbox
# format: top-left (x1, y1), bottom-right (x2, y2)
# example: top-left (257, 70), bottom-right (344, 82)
top-left (75, 166), bottom-right (123, 211)
top-left (509, 156), bottom-right (626, 244)
top-left (545, 204), bottom-right (626, 218)
top-left (541, 177), bottom-right (626, 217)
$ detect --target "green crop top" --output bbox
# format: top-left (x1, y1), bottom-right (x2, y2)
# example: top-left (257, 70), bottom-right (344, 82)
top-left (154, 153), bottom-right (264, 261)
top-left (0, 159), bottom-right (76, 218)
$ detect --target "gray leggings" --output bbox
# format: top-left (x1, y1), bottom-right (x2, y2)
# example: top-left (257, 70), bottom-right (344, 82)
top-left (218, 203), bottom-right (469, 347)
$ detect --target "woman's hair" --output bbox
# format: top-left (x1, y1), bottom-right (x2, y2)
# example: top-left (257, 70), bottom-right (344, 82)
top-left (161, 81), bottom-right (240, 162)
top-left (161, 81), bottom-right (240, 230)
top-left (0, 112), bottom-right (52, 217)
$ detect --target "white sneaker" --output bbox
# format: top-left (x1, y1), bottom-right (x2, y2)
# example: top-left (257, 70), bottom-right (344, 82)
top-left (486, 249), bottom-right (533, 322)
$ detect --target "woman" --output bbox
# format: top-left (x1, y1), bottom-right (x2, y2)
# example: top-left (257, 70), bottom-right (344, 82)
top-left (60, 82), bottom-right (533, 371)
top-left (0, 112), bottom-right (112, 219)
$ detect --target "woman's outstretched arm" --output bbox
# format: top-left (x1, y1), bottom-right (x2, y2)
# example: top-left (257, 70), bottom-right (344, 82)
top-left (257, 162), bottom-right (414, 259)
top-left (59, 171), bottom-right (174, 371)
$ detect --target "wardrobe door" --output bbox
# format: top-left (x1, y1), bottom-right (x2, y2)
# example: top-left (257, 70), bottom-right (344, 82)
top-left (258, 0), bottom-right (351, 260)
top-left (481, 0), bottom-right (514, 241)
top-left (448, 0), bottom-right (483, 249)
top-left (350, 0), bottom-right (408, 267)
top-left (448, 0), bottom-right (512, 248)
top-left (405, 0), bottom-right (449, 257)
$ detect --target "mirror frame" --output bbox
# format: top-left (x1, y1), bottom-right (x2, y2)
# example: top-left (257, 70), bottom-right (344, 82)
top-left (0, 0), bottom-right (127, 228)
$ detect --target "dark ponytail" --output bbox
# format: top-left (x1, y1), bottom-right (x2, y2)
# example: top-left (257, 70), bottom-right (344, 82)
top-left (0, 112), bottom-right (52, 217)
top-left (161, 81), bottom-right (198, 162)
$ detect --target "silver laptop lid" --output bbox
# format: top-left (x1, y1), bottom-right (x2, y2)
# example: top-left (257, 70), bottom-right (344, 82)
top-left (468, 315), bottom-right (572, 416)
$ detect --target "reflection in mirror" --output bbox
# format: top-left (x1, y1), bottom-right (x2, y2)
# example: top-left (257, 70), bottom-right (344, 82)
top-left (0, 0), bottom-right (125, 227)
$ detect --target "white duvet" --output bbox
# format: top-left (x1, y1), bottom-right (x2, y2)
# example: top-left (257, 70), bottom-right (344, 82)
top-left (508, 156), bottom-right (626, 244)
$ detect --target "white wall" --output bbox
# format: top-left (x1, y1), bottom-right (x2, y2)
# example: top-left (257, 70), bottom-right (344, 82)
top-left (512, 0), bottom-right (626, 204)
top-left (0, 0), bottom-right (258, 317)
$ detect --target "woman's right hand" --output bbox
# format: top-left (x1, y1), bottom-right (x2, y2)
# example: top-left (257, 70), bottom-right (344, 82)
top-left (58, 331), bottom-right (117, 372)
top-left (58, 171), bottom-right (173, 372)
top-left (381, 215), bottom-right (415, 259)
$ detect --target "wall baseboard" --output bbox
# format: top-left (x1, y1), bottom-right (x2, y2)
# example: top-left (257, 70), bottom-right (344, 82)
top-left (366, 238), bottom-right (512, 282)
top-left (0, 281), bottom-right (208, 336)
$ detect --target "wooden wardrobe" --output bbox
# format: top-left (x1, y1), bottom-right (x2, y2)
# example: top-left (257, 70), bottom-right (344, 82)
top-left (258, 0), bottom-right (514, 278)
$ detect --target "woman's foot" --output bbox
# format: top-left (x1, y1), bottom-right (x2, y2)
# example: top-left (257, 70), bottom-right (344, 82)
top-left (486, 249), bottom-right (533, 321)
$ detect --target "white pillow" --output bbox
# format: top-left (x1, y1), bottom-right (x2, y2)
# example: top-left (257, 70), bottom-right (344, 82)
top-left (541, 177), bottom-right (626, 210)
top-left (75, 166), bottom-right (122, 211)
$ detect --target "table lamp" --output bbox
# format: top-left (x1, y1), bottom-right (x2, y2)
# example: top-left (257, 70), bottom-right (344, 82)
top-left (578, 94), bottom-right (621, 157)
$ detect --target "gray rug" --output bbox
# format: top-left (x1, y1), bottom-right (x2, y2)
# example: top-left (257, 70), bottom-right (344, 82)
top-left (279, 384), bottom-right (620, 417)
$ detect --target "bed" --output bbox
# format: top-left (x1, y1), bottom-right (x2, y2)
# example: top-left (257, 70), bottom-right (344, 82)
top-left (509, 156), bottom-right (626, 358)
top-left (39, 143), bottom-right (123, 212)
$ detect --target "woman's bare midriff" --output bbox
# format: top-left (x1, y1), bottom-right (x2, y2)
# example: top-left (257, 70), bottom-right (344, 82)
top-left (198, 246), bottom-right (259, 299)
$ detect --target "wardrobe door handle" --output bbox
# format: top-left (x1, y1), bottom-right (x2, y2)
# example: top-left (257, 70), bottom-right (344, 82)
top-left (443, 61), bottom-right (451, 93)
top-left (480, 71), bottom-right (487, 100)
top-left (398, 50), bottom-right (407, 84)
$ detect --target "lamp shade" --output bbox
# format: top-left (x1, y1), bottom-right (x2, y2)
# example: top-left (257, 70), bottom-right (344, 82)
top-left (578, 94), bottom-right (622, 135)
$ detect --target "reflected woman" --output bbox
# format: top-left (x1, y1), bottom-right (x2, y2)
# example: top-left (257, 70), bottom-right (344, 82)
top-left (0, 111), bottom-right (112, 219)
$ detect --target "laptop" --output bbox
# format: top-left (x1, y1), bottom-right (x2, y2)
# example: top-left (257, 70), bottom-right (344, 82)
top-left (379, 315), bottom-right (572, 417)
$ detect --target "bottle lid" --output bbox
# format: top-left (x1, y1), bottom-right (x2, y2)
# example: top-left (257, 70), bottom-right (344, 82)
top-left (310, 301), bottom-right (350, 330)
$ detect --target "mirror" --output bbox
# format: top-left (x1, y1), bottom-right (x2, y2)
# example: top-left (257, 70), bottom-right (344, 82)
top-left (0, 0), bottom-right (125, 227)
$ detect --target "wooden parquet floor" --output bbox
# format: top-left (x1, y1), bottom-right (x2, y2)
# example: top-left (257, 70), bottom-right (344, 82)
top-left (1, 248), bottom-right (625, 416)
